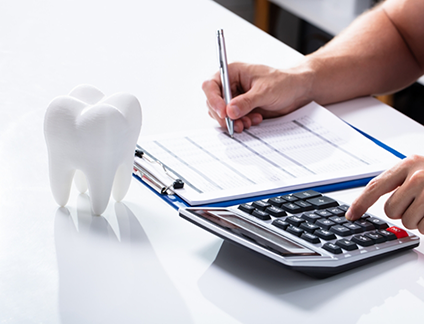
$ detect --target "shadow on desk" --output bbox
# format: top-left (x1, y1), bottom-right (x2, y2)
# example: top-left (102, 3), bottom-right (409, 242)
top-left (199, 241), bottom-right (424, 323)
top-left (54, 194), bottom-right (192, 324)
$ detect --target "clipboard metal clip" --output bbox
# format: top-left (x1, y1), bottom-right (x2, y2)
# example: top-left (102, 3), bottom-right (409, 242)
top-left (133, 149), bottom-right (184, 195)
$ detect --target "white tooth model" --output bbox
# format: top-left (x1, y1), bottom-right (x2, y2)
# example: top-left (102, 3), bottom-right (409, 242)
top-left (44, 85), bottom-right (142, 215)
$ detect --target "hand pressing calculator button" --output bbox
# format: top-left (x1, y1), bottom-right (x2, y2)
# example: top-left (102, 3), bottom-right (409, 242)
top-left (179, 190), bottom-right (420, 278)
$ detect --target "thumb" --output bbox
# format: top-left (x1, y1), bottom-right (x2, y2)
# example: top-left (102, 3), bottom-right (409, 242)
top-left (227, 89), bottom-right (262, 120)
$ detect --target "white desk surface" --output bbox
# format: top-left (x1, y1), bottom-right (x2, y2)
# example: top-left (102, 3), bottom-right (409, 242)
top-left (1, 0), bottom-right (424, 323)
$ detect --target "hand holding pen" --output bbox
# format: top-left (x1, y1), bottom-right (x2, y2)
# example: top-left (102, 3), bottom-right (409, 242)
top-left (203, 35), bottom-right (305, 134)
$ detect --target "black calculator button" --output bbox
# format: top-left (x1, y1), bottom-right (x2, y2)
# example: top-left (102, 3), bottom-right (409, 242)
top-left (315, 210), bottom-right (333, 218)
top-left (272, 219), bottom-right (289, 230)
top-left (316, 218), bottom-right (336, 230)
top-left (335, 239), bottom-right (358, 251)
top-left (295, 200), bottom-right (314, 211)
top-left (377, 229), bottom-right (397, 241)
top-left (351, 235), bottom-right (374, 247)
top-left (238, 204), bottom-right (255, 214)
top-left (338, 205), bottom-right (350, 212)
top-left (286, 225), bottom-right (304, 237)
top-left (367, 217), bottom-right (389, 230)
top-left (252, 209), bottom-right (271, 220)
top-left (329, 216), bottom-right (348, 224)
top-left (282, 202), bottom-right (303, 213)
top-left (306, 196), bottom-right (339, 208)
top-left (365, 232), bottom-right (386, 244)
top-left (286, 216), bottom-right (305, 227)
top-left (344, 222), bottom-right (364, 234)
top-left (354, 220), bottom-right (375, 232)
top-left (301, 232), bottom-right (320, 244)
top-left (265, 206), bottom-right (287, 217)
top-left (301, 212), bottom-right (321, 223)
top-left (330, 224), bottom-right (352, 237)
top-left (252, 201), bottom-right (271, 211)
top-left (322, 242), bottom-right (343, 254)
top-left (327, 207), bottom-right (345, 216)
top-left (315, 229), bottom-right (337, 240)
top-left (293, 190), bottom-right (322, 199)
top-left (361, 213), bottom-right (371, 219)
top-left (279, 194), bottom-right (298, 202)
top-left (300, 222), bottom-right (320, 233)
top-left (267, 197), bottom-right (286, 207)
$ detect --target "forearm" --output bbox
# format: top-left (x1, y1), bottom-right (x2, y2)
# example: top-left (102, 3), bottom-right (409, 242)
top-left (298, 2), bottom-right (424, 105)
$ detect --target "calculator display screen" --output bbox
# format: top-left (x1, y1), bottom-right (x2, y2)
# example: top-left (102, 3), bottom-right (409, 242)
top-left (189, 209), bottom-right (319, 257)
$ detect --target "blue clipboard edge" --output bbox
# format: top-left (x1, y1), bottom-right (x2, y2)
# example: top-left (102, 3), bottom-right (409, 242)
top-left (347, 123), bottom-right (406, 159)
top-left (133, 125), bottom-right (406, 211)
top-left (134, 173), bottom-right (376, 211)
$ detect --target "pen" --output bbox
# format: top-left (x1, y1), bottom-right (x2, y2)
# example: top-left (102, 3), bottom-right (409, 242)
top-left (216, 29), bottom-right (234, 137)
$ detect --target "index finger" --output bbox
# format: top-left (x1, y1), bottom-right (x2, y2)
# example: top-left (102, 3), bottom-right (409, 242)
top-left (202, 74), bottom-right (226, 119)
top-left (345, 161), bottom-right (408, 221)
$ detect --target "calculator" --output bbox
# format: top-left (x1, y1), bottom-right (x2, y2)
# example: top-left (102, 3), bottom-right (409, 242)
top-left (178, 190), bottom-right (420, 278)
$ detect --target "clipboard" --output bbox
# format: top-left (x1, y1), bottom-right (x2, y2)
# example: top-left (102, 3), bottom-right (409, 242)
top-left (133, 126), bottom-right (405, 211)
top-left (133, 147), bottom-right (184, 195)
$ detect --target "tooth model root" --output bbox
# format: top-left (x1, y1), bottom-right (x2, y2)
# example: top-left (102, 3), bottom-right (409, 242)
top-left (49, 163), bottom-right (76, 207)
top-left (113, 162), bottom-right (133, 201)
top-left (44, 85), bottom-right (142, 215)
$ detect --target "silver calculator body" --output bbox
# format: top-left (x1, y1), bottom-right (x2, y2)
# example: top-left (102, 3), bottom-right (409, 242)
top-left (178, 190), bottom-right (420, 278)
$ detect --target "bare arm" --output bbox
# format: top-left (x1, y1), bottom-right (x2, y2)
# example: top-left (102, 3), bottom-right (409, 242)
top-left (202, 0), bottom-right (424, 131)
top-left (307, 0), bottom-right (424, 105)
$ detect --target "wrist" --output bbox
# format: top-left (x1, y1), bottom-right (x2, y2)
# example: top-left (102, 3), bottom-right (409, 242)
top-left (285, 59), bottom-right (316, 107)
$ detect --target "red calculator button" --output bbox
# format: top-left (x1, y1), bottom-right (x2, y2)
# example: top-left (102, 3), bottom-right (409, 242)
top-left (386, 226), bottom-right (408, 239)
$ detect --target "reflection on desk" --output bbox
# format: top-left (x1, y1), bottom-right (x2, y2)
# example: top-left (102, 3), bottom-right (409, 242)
top-left (54, 195), bottom-right (191, 323)
top-left (199, 241), bottom-right (424, 324)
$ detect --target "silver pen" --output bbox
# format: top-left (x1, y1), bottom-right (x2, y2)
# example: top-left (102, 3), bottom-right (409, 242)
top-left (216, 29), bottom-right (234, 137)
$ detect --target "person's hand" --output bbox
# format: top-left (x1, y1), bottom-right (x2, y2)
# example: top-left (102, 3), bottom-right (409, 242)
top-left (202, 62), bottom-right (312, 133)
top-left (346, 155), bottom-right (424, 234)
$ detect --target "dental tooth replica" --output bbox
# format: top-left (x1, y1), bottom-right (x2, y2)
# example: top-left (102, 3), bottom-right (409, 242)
top-left (44, 85), bottom-right (142, 215)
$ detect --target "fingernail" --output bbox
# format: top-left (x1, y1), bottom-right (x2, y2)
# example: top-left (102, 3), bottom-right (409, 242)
top-left (345, 210), bottom-right (352, 221)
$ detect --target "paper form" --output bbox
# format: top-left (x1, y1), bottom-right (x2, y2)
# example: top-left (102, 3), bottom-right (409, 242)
top-left (138, 102), bottom-right (401, 205)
